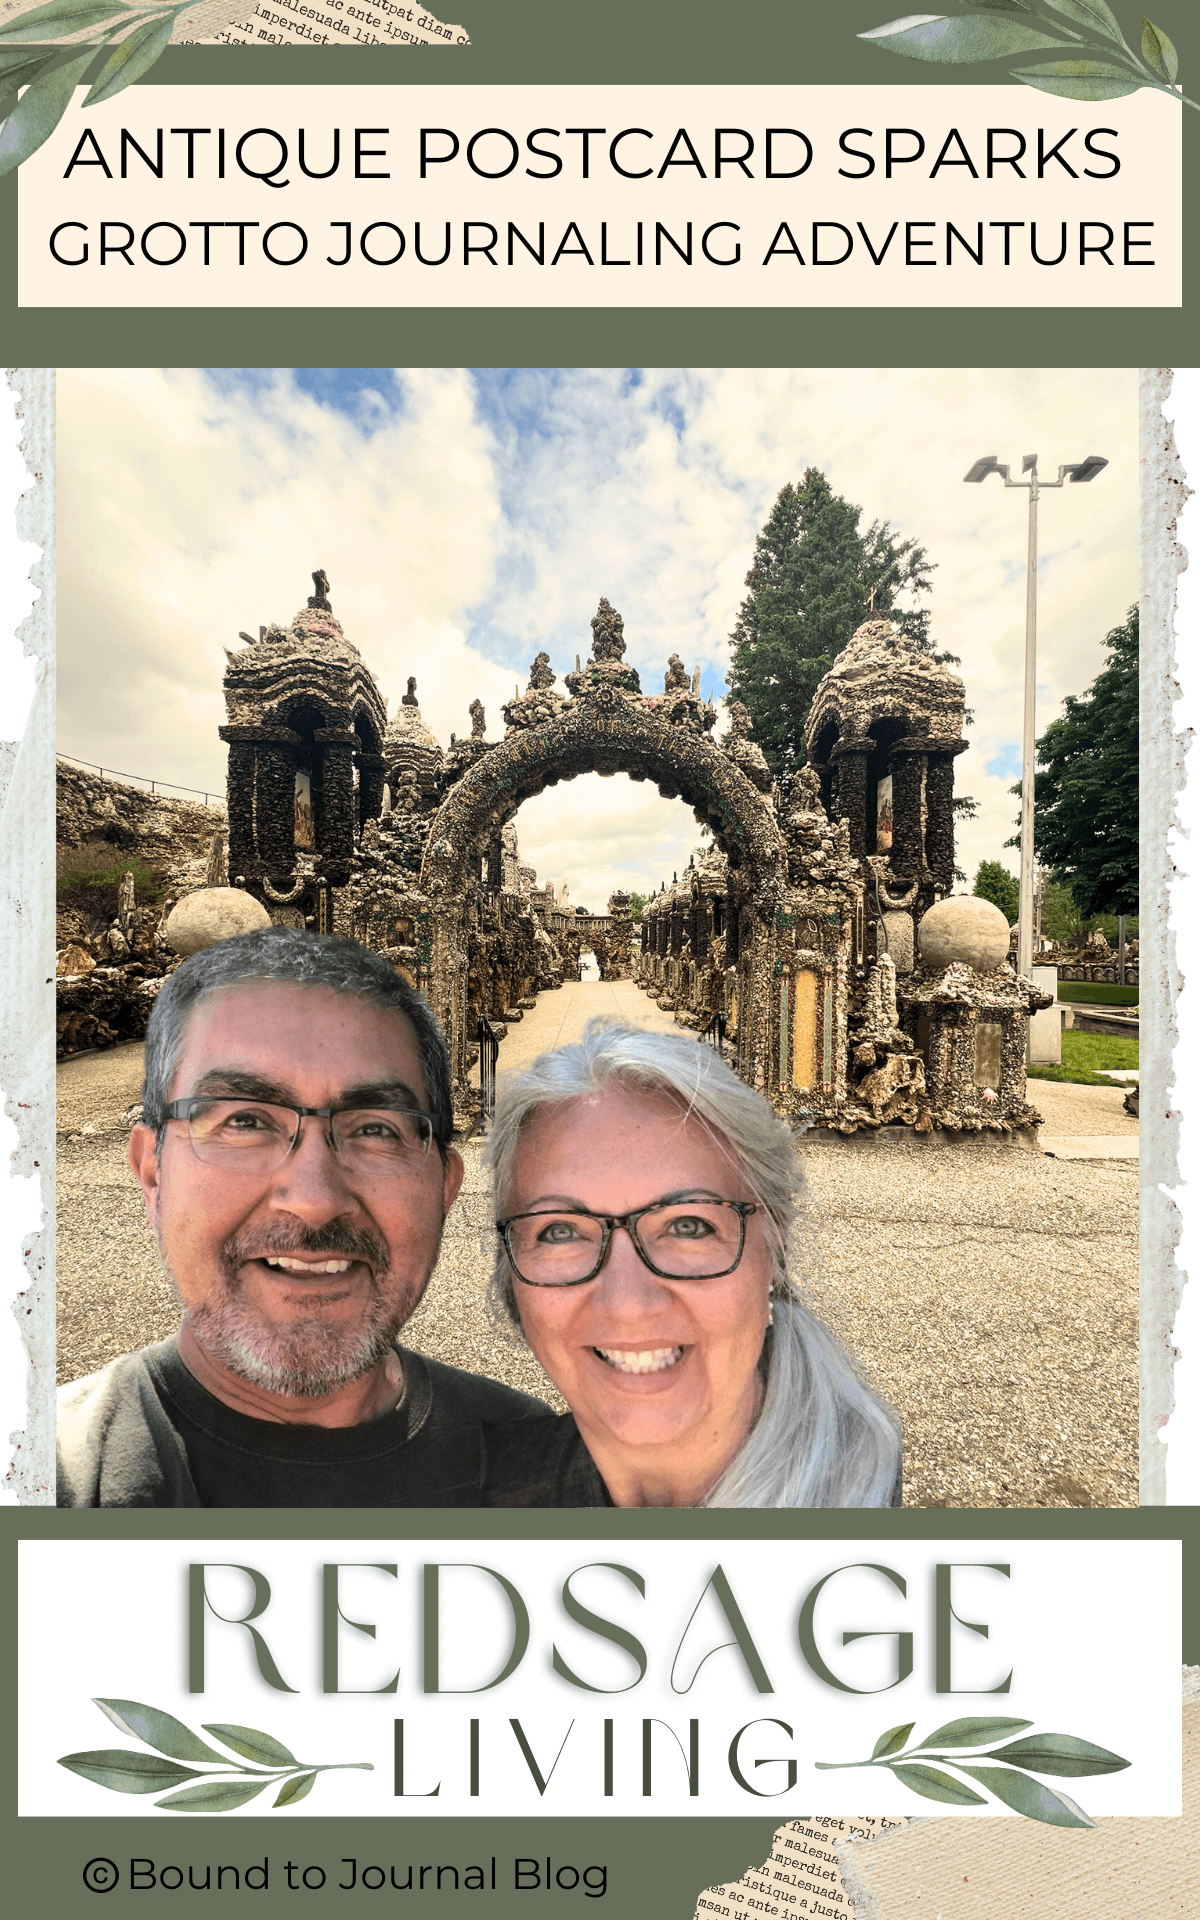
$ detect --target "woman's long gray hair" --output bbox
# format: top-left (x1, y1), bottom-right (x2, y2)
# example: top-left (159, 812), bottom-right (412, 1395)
top-left (485, 1020), bottom-right (901, 1509)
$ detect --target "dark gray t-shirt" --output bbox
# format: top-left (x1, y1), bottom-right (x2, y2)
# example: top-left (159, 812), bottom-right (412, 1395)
top-left (57, 1336), bottom-right (553, 1509)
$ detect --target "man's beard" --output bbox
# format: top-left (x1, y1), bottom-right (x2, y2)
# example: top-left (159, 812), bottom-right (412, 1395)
top-left (169, 1215), bottom-right (435, 1400)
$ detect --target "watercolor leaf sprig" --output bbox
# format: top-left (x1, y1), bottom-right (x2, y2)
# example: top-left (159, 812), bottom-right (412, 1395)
top-left (0, 0), bottom-right (203, 179)
top-left (858, 2), bottom-right (1197, 110)
top-left (816, 1714), bottom-right (1130, 1827)
top-left (58, 1698), bottom-right (373, 1812)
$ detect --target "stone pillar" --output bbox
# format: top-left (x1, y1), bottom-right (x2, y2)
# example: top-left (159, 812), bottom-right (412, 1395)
top-left (725, 894), bottom-right (740, 965)
top-left (256, 741), bottom-right (297, 880)
top-left (694, 897), bottom-right (709, 961)
top-left (358, 752), bottom-right (387, 828)
top-left (1001, 1006), bottom-right (1029, 1113)
top-left (224, 739), bottom-right (257, 883)
top-left (925, 746), bottom-right (961, 896)
top-left (889, 745), bottom-right (928, 879)
top-left (830, 738), bottom-right (874, 862)
top-left (316, 731), bottom-right (356, 885)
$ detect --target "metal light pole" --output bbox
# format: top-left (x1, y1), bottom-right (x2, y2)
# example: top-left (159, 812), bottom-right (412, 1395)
top-left (963, 452), bottom-right (1108, 983)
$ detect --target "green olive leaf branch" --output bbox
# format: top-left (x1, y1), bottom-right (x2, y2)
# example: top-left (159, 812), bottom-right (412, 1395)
top-left (58, 1699), bottom-right (373, 1812)
top-left (858, 2), bottom-right (1198, 110)
top-left (817, 1714), bottom-right (1131, 1827)
top-left (0, 0), bottom-right (202, 178)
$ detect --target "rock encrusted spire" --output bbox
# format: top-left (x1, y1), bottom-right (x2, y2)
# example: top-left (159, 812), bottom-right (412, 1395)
top-left (383, 676), bottom-right (443, 809)
top-left (502, 652), bottom-right (566, 732)
top-left (590, 596), bottom-right (626, 662)
top-left (308, 568), bottom-right (332, 610)
top-left (722, 699), bottom-right (774, 797)
top-left (565, 598), bottom-right (642, 698)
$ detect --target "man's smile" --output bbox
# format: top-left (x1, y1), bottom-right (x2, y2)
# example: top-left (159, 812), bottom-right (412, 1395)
top-left (261, 1255), bottom-right (356, 1275)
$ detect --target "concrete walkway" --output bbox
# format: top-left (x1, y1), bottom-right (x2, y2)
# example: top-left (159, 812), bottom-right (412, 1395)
top-left (492, 977), bottom-right (680, 1087)
top-left (1028, 1077), bottom-right (1138, 1162)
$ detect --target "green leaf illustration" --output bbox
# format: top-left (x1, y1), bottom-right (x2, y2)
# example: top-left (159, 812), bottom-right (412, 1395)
top-left (155, 1778), bottom-right (273, 1813)
top-left (0, 0), bottom-right (131, 42)
top-left (94, 1699), bottom-right (234, 1765)
top-left (971, 1), bottom-right (1039, 12)
top-left (889, 1763), bottom-right (988, 1806)
top-left (858, 16), bottom-right (1075, 61)
top-left (274, 1770), bottom-right (317, 1808)
top-left (0, 49), bottom-right (57, 95)
top-left (1141, 17), bottom-right (1179, 82)
top-left (1041, 0), bottom-right (1126, 40)
top-left (202, 1723), bottom-right (299, 1767)
top-left (871, 1722), bottom-right (915, 1759)
top-left (82, 9), bottom-right (172, 104)
top-left (982, 1733), bottom-right (1131, 1776)
top-left (956, 1764), bottom-right (1097, 1826)
top-left (916, 1715), bottom-right (1034, 1750)
top-left (0, 45), bottom-right (98, 175)
top-left (1009, 58), bottom-right (1143, 96)
top-left (0, 51), bottom-right (58, 103)
top-left (59, 1749), bottom-right (203, 1795)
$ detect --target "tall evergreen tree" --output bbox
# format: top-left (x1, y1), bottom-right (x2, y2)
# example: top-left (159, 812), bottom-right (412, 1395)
top-left (726, 469), bottom-right (936, 789)
top-left (1008, 604), bottom-right (1139, 919)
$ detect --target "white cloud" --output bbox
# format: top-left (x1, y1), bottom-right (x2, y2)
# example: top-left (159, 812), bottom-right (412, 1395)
top-left (56, 367), bottom-right (1138, 899)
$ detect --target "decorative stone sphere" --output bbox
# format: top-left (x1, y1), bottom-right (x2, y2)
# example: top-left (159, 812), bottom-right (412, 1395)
top-left (918, 896), bottom-right (1010, 974)
top-left (163, 887), bottom-right (271, 956)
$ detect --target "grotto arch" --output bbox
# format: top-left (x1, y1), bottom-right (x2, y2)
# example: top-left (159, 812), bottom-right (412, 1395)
top-left (419, 684), bottom-right (788, 1092)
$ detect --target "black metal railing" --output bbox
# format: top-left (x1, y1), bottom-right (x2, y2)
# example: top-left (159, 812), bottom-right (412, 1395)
top-left (57, 752), bottom-right (223, 808)
top-left (477, 1017), bottom-right (500, 1130)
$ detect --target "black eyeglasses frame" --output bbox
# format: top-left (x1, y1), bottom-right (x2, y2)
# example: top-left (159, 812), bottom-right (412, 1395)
top-left (161, 1095), bottom-right (439, 1165)
top-left (495, 1198), bottom-right (758, 1288)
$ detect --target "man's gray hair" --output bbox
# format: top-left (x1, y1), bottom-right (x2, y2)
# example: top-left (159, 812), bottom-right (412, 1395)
top-left (485, 1020), bottom-right (901, 1509)
top-left (142, 927), bottom-right (454, 1152)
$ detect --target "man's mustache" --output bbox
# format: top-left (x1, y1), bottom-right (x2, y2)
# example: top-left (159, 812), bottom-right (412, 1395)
top-left (222, 1217), bottom-right (390, 1274)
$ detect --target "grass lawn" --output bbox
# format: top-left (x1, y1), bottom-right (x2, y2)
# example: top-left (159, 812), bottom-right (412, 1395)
top-left (1028, 1030), bottom-right (1139, 1087)
top-left (1056, 980), bottom-right (1139, 1006)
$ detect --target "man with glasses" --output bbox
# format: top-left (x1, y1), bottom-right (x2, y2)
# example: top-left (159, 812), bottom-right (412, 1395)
top-left (56, 927), bottom-right (553, 1507)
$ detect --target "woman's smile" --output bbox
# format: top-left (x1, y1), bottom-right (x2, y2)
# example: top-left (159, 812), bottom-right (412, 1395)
top-left (506, 1084), bottom-right (771, 1507)
top-left (592, 1344), bottom-right (685, 1375)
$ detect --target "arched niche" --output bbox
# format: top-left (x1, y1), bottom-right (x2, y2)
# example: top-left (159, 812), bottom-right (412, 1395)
top-left (418, 691), bottom-right (786, 1086)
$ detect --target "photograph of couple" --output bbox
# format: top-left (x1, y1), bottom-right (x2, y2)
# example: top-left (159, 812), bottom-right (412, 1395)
top-left (53, 365), bottom-right (1138, 1511)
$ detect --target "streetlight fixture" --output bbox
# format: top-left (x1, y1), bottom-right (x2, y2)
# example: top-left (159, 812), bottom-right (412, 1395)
top-left (963, 451), bottom-right (1108, 986)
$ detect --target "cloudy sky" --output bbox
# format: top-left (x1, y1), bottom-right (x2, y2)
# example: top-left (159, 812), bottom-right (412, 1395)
top-left (57, 367), bottom-right (1137, 907)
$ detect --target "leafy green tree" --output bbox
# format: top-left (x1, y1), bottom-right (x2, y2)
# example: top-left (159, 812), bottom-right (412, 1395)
top-left (628, 891), bottom-right (646, 925)
top-left (1041, 881), bottom-right (1082, 943)
top-left (1009, 606), bottom-right (1139, 919)
top-left (973, 860), bottom-right (1019, 922)
top-left (726, 469), bottom-right (937, 790)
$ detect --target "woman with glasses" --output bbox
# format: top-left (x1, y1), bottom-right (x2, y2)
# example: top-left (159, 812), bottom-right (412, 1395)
top-left (482, 1021), bottom-right (902, 1509)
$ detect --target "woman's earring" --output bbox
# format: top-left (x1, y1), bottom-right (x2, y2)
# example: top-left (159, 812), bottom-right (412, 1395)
top-left (767, 1293), bottom-right (775, 1328)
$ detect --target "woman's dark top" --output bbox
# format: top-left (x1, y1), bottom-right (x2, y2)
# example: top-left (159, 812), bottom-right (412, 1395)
top-left (481, 1412), bottom-right (903, 1508)
top-left (483, 1412), bottom-right (611, 1507)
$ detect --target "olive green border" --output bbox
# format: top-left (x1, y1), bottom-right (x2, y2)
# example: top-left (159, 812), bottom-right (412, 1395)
top-left (0, 0), bottom-right (1192, 363)
top-left (6, 0), bottom-right (1192, 1903)
top-left (3, 1509), bottom-right (1195, 1913)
